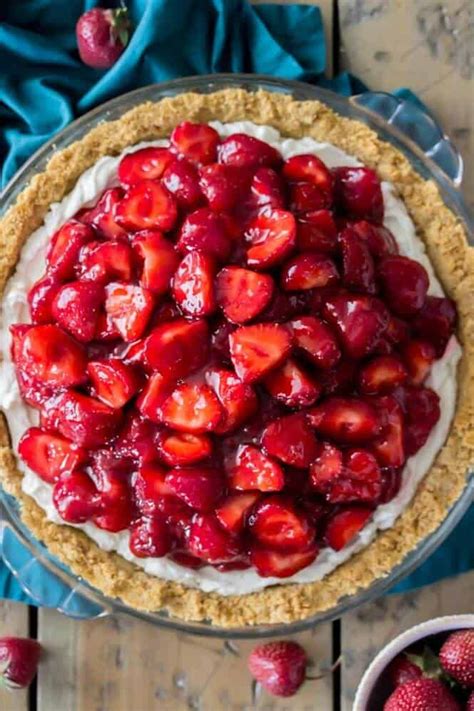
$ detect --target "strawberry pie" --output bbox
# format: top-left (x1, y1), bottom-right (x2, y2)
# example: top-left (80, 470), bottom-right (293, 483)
top-left (0, 89), bottom-right (472, 627)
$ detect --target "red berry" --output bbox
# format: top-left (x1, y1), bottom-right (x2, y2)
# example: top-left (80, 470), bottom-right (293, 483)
top-left (378, 256), bottom-right (429, 317)
top-left (339, 227), bottom-right (376, 293)
top-left (402, 339), bottom-right (436, 385)
top-left (250, 544), bottom-right (319, 578)
top-left (249, 495), bottom-right (315, 552)
top-left (47, 219), bottom-right (95, 279)
top-left (132, 230), bottom-right (180, 295)
top-left (53, 470), bottom-right (101, 523)
top-left (118, 147), bottom-right (174, 186)
top-left (371, 395), bottom-right (406, 468)
top-left (215, 492), bottom-right (260, 534)
top-left (0, 637), bottom-right (42, 690)
top-left (28, 275), bottom-right (62, 324)
top-left (50, 390), bottom-right (122, 448)
top-left (205, 368), bottom-right (257, 433)
top-left (143, 318), bottom-right (209, 379)
top-left (129, 516), bottom-right (171, 558)
top-left (281, 252), bottom-right (339, 291)
top-left (296, 209), bottom-right (338, 253)
top-left (411, 296), bottom-right (457, 356)
top-left (161, 383), bottom-right (223, 433)
top-left (309, 397), bottom-right (381, 444)
top-left (159, 431), bottom-right (212, 467)
top-left (177, 207), bottom-right (232, 261)
top-left (229, 323), bottom-right (292, 383)
top-left (188, 514), bottom-right (242, 564)
top-left (248, 641), bottom-right (307, 698)
top-left (264, 358), bottom-right (321, 408)
top-left (116, 180), bottom-right (178, 232)
top-left (359, 355), bottom-right (408, 395)
top-left (290, 315), bottom-right (341, 369)
top-left (439, 629), bottom-right (474, 687)
top-left (171, 122), bottom-right (220, 165)
top-left (262, 412), bottom-right (319, 468)
top-left (77, 240), bottom-right (134, 284)
top-left (76, 7), bottom-right (131, 69)
top-left (245, 209), bottom-right (296, 269)
top-left (283, 154), bottom-right (333, 197)
top-left (325, 506), bottom-right (373, 551)
top-left (172, 251), bottom-right (216, 317)
top-left (105, 282), bottom-right (155, 342)
top-left (384, 678), bottom-right (460, 711)
top-left (85, 187), bottom-right (128, 240)
top-left (88, 358), bottom-right (142, 408)
top-left (323, 292), bottom-right (389, 359)
top-left (333, 167), bottom-right (384, 222)
top-left (18, 427), bottom-right (86, 484)
top-left (166, 467), bottom-right (224, 512)
top-left (228, 444), bottom-right (285, 492)
top-left (199, 163), bottom-right (249, 212)
top-left (386, 654), bottom-right (422, 687)
top-left (218, 133), bottom-right (281, 169)
top-left (162, 158), bottom-right (203, 209)
top-left (216, 266), bottom-right (274, 324)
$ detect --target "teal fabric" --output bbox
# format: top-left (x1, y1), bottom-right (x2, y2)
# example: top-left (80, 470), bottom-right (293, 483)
top-left (0, 0), bottom-right (472, 609)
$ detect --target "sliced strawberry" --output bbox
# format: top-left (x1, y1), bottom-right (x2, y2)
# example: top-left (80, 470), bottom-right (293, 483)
top-left (28, 276), bottom-right (62, 324)
top-left (159, 431), bottom-right (212, 466)
top-left (250, 544), bottom-right (319, 578)
top-left (136, 373), bottom-right (174, 423)
top-left (308, 397), bottom-right (381, 443)
top-left (309, 442), bottom-right (343, 491)
top-left (162, 158), bottom-right (203, 209)
top-left (264, 358), bottom-right (321, 408)
top-left (283, 154), bottom-right (333, 197)
top-left (322, 293), bottom-right (389, 359)
top-left (348, 220), bottom-right (398, 259)
top-left (129, 515), bottom-right (172, 557)
top-left (229, 323), bottom-right (292, 383)
top-left (132, 230), bottom-right (179, 295)
top-left (116, 180), bottom-right (178, 232)
top-left (289, 181), bottom-right (330, 213)
top-left (248, 495), bottom-right (315, 552)
top-left (359, 355), bottom-right (408, 395)
top-left (371, 395), bottom-right (406, 467)
top-left (205, 368), bottom-right (257, 433)
top-left (296, 209), bottom-right (338, 253)
top-left (52, 470), bottom-right (100, 523)
top-left (402, 339), bottom-right (436, 385)
top-left (379, 467), bottom-right (403, 504)
top-left (245, 209), bottom-right (296, 269)
top-left (94, 311), bottom-right (121, 342)
top-left (261, 413), bottom-right (319, 468)
top-left (215, 492), bottom-right (260, 534)
top-left (177, 207), bottom-right (232, 261)
top-left (143, 318), bottom-right (209, 379)
top-left (92, 473), bottom-right (133, 532)
top-left (228, 444), bottom-right (285, 492)
top-left (46, 220), bottom-right (95, 280)
top-left (18, 427), bottom-right (87, 484)
top-left (339, 227), bottom-right (376, 293)
top-left (385, 315), bottom-right (411, 346)
top-left (218, 133), bottom-right (281, 169)
top-left (170, 121), bottom-right (220, 165)
top-left (199, 163), bottom-right (250, 212)
top-left (168, 550), bottom-right (205, 570)
top-left (215, 266), bottom-right (274, 324)
top-left (325, 506), bottom-right (373, 551)
top-left (88, 359), bottom-right (142, 408)
top-left (333, 167), bottom-right (384, 222)
top-left (77, 240), bottom-right (134, 283)
top-left (85, 187), bottom-right (128, 240)
top-left (51, 390), bottom-right (123, 447)
top-left (290, 316), bottom-right (341, 369)
top-left (378, 256), bottom-right (429, 317)
top-left (105, 282), bottom-right (155, 342)
top-left (281, 252), bottom-right (339, 291)
top-left (172, 251), bottom-right (216, 317)
top-left (249, 167), bottom-right (285, 210)
top-left (400, 385), bottom-right (441, 456)
top-left (161, 382), bottom-right (223, 433)
top-left (120, 337), bottom-right (148, 366)
top-left (320, 360), bottom-right (357, 396)
top-left (321, 449), bottom-right (381, 503)
top-left (52, 281), bottom-right (104, 343)
top-left (210, 319), bottom-right (236, 363)
top-left (165, 467), bottom-right (224, 512)
top-left (114, 412), bottom-right (160, 465)
top-left (411, 295), bottom-right (457, 356)
top-left (131, 464), bottom-right (173, 515)
top-left (118, 146), bottom-right (175, 186)
top-left (187, 514), bottom-right (242, 564)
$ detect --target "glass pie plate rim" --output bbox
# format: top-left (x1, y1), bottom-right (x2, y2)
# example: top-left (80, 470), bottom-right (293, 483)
top-left (0, 73), bottom-right (473, 639)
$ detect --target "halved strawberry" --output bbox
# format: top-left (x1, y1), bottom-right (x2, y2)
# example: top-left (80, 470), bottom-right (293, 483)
top-left (77, 240), bottom-right (134, 283)
top-left (136, 373), bottom-right (174, 423)
top-left (52, 470), bottom-right (101, 523)
top-left (85, 187), bottom-right (128, 240)
top-left (168, 551), bottom-right (205, 570)
top-left (322, 293), bottom-right (389, 359)
top-left (309, 442), bottom-right (343, 491)
top-left (118, 146), bottom-right (175, 186)
top-left (187, 514), bottom-right (243, 564)
top-left (411, 295), bottom-right (457, 356)
top-left (170, 122), bottom-right (220, 165)
top-left (290, 316), bottom-right (341, 369)
top-left (114, 411), bottom-right (160, 465)
top-left (249, 167), bottom-right (285, 210)
top-left (359, 355), bottom-right (408, 395)
top-left (143, 318), bottom-right (209, 378)
top-left (339, 227), bottom-right (376, 294)
top-left (129, 515), bottom-right (172, 558)
top-left (229, 323), bottom-right (292, 383)
top-left (52, 281), bottom-right (104, 343)
top-left (28, 276), bottom-right (62, 324)
top-left (46, 220), bottom-right (95, 280)
top-left (93, 312), bottom-right (121, 343)
top-left (348, 220), bottom-right (398, 259)
top-left (162, 158), bottom-right (203, 209)
top-left (159, 431), bottom-right (212, 466)
top-left (218, 133), bottom-right (281, 169)
top-left (199, 163), bottom-right (249, 212)
top-left (92, 473), bottom-right (133, 532)
top-left (324, 506), bottom-right (373, 551)
top-left (116, 180), bottom-right (178, 232)
top-left (281, 252), bottom-right (339, 291)
top-left (132, 230), bottom-right (179, 295)
top-left (120, 337), bottom-right (148, 366)
top-left (289, 181), bottom-right (330, 213)
top-left (228, 444), bottom-right (285, 492)
top-left (333, 167), bottom-right (384, 222)
top-left (250, 543), bottom-right (319, 578)
top-left (261, 413), bottom-right (319, 468)
top-left (308, 397), bottom-right (381, 443)
top-left (165, 467), bottom-right (224, 512)
top-left (18, 427), bottom-right (87, 484)
top-left (322, 449), bottom-right (382, 503)
top-left (51, 390), bottom-right (123, 447)
top-left (105, 282), bottom-right (155, 342)
top-left (205, 368), bottom-right (257, 433)
top-left (215, 266), bottom-right (274, 324)
top-left (385, 315), bottom-right (411, 346)
top-left (296, 209), bottom-right (338, 253)
top-left (283, 154), bottom-right (333, 197)
top-left (371, 395), bottom-right (406, 467)
top-left (245, 209), bottom-right (296, 269)
top-left (88, 359), bottom-right (142, 408)
top-left (177, 207), bottom-right (232, 261)
top-left (161, 382), bottom-right (223, 433)
top-left (248, 495), bottom-right (315, 551)
top-left (402, 339), bottom-right (436, 385)
top-left (378, 256), bottom-right (429, 317)
top-left (216, 492), bottom-right (260, 534)
top-left (172, 251), bottom-right (216, 317)
top-left (399, 385), bottom-right (441, 456)
top-left (131, 464), bottom-right (173, 515)
top-left (264, 358), bottom-right (321, 408)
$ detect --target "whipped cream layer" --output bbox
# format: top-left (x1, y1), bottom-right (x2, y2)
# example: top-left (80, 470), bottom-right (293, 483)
top-left (0, 121), bottom-right (462, 596)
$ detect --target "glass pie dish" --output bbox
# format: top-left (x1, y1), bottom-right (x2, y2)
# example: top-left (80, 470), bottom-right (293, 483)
top-left (0, 74), bottom-right (473, 638)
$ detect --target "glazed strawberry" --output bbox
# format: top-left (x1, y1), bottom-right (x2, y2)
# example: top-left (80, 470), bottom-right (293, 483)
top-left (187, 514), bottom-right (242, 564)
top-left (384, 678), bottom-right (460, 711)
top-left (205, 368), bottom-right (257, 433)
top-left (170, 122), bottom-right (220, 165)
top-left (136, 373), bottom-right (174, 423)
top-left (52, 281), bottom-right (104, 342)
top-left (348, 220), bottom-right (398, 259)
top-left (378, 255), bottom-right (429, 316)
top-left (143, 318), bottom-right (209, 378)
top-left (290, 181), bottom-right (330, 213)
top-left (250, 544), bottom-right (319, 578)
top-left (172, 251), bottom-right (216, 316)
top-left (359, 355), bottom-right (408, 395)
top-left (325, 506), bottom-right (373, 551)
top-left (53, 470), bottom-right (101, 523)
top-left (115, 412), bottom-right (161, 465)
top-left (339, 227), bottom-right (376, 293)
top-left (249, 167), bottom-right (285, 210)
top-left (118, 147), bottom-right (174, 186)
top-left (28, 275), bottom-right (62, 324)
top-left (88, 359), bottom-right (141, 408)
top-left (290, 315), bottom-right (341, 369)
top-left (322, 449), bottom-right (382, 503)
top-left (132, 230), bottom-right (179, 295)
top-left (215, 266), bottom-right (274, 324)
top-left (323, 292), bottom-right (389, 359)
top-left (264, 358), bottom-right (321, 408)
top-left (248, 640), bottom-right (307, 698)
top-left (400, 385), bottom-right (441, 455)
top-left (161, 382), bottom-right (223, 433)
top-left (18, 427), bottom-right (86, 484)
top-left (77, 240), bottom-right (134, 283)
top-left (248, 495), bottom-right (315, 551)
top-left (105, 282), bottom-right (154, 341)
top-left (85, 187), bottom-right (128, 240)
top-left (308, 397), bottom-right (381, 443)
top-left (245, 209), bottom-right (296, 268)
top-left (218, 133), bottom-right (281, 169)
top-left (371, 395), bottom-right (406, 467)
top-left (229, 323), bottom-right (292, 383)
top-left (116, 180), bottom-right (177, 232)
top-left (0, 637), bottom-right (42, 690)
top-left (210, 319), bottom-right (236, 363)
top-left (51, 390), bottom-right (122, 447)
top-left (76, 7), bottom-right (130, 69)
top-left (309, 442), bottom-right (343, 489)
top-left (281, 252), bottom-right (339, 291)
top-left (159, 432), bottom-right (212, 466)
top-left (129, 515), bottom-right (172, 558)
top-left (296, 209), bottom-right (338, 253)
top-left (439, 629), bottom-right (474, 687)
top-left (165, 467), bottom-right (224, 512)
top-left (215, 492), bottom-right (260, 534)
top-left (283, 154), bottom-right (333, 197)
top-left (411, 295), bottom-right (457, 356)
top-left (131, 464), bottom-right (173, 515)
top-left (177, 207), bottom-right (232, 261)
top-left (386, 654), bottom-right (423, 687)
top-left (262, 413), bottom-right (319, 468)
top-left (46, 219), bottom-right (95, 280)
top-left (320, 360), bottom-right (357, 396)
top-left (333, 167), bottom-right (384, 222)
top-left (402, 339), bottom-right (436, 385)
top-left (92, 472), bottom-right (133, 532)
top-left (228, 444), bottom-right (285, 492)
top-left (162, 158), bottom-right (203, 209)
top-left (199, 163), bottom-right (249, 212)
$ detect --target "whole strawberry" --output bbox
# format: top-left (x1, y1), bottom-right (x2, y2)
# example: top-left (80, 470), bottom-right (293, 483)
top-left (439, 629), bottom-right (474, 688)
top-left (386, 653), bottom-right (423, 687)
top-left (76, 7), bottom-right (131, 69)
top-left (248, 640), bottom-right (307, 697)
top-left (0, 637), bottom-right (42, 690)
top-left (384, 678), bottom-right (460, 711)
top-left (467, 689), bottom-right (474, 711)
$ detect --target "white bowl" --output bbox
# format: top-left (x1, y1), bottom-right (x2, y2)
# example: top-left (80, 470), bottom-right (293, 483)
top-left (353, 614), bottom-right (474, 710)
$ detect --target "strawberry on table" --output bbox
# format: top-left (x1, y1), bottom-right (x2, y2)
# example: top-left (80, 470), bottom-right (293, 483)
top-left (248, 640), bottom-right (308, 698)
top-left (0, 637), bottom-right (42, 690)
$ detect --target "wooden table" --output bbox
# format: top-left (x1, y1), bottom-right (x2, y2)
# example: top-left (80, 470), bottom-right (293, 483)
top-left (1, 2), bottom-right (472, 709)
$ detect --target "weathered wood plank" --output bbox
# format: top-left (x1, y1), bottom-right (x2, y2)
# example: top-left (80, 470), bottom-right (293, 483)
top-left (0, 600), bottom-right (30, 711)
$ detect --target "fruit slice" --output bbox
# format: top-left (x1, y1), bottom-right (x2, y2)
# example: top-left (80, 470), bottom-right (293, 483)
top-left (333, 167), bottom-right (384, 222)
top-left (309, 442), bottom-right (343, 491)
top-left (400, 385), bottom-right (441, 455)
top-left (12, 325), bottom-right (87, 387)
top-left (411, 295), bottom-right (457, 356)
top-left (87, 359), bottom-right (142, 408)
top-left (172, 251), bottom-right (216, 317)
top-left (199, 163), bottom-right (249, 212)
top-left (170, 121), bottom-right (220, 165)
top-left (215, 492), bottom-right (260, 534)
top-left (131, 464), bottom-right (173, 515)
top-left (348, 220), bottom-right (398, 259)
top-left (378, 255), bottom-right (429, 316)
top-left (325, 506), bottom-right (373, 550)
top-left (371, 395), bottom-right (406, 467)
top-left (281, 251), bottom-right (339, 291)
top-left (85, 187), bottom-right (128, 240)
top-left (205, 368), bottom-right (257, 433)
top-left (118, 147), bottom-right (175, 186)
top-left (261, 413), bottom-right (319, 468)
top-left (46, 220), bottom-right (95, 280)
top-left (339, 227), bottom-right (376, 293)
top-left (105, 282), bottom-right (155, 342)
top-left (159, 431), bottom-right (212, 466)
top-left (0, 636), bottom-right (42, 691)
top-left (92, 473), bottom-right (133, 532)
top-left (136, 373), bottom-right (175, 423)
top-left (113, 412), bottom-right (160, 466)
top-left (165, 467), bottom-right (224, 512)
top-left (290, 181), bottom-right (330, 213)
top-left (116, 180), bottom-right (178, 232)
top-left (229, 323), bottom-right (292, 383)
top-left (245, 209), bottom-right (296, 269)
top-left (322, 449), bottom-right (382, 503)
top-left (249, 167), bottom-right (285, 210)
top-left (188, 514), bottom-right (242, 564)
top-left (283, 154), bottom-right (333, 195)
top-left (228, 444), bottom-right (285, 492)
top-left (218, 133), bottom-right (281, 169)
top-left (290, 316), bottom-right (340, 369)
top-left (129, 515), bottom-right (172, 558)
top-left (264, 358), bottom-right (321, 408)
top-left (162, 158), bottom-right (203, 209)
top-left (52, 471), bottom-right (101, 523)
top-left (359, 355), bottom-right (408, 395)
top-left (402, 339), bottom-right (436, 385)
top-left (177, 207), bottom-right (232, 261)
top-left (28, 276), bottom-right (62, 324)
top-left (322, 292), bottom-right (389, 359)
top-left (18, 427), bottom-right (86, 484)
top-left (308, 397), bottom-right (381, 443)
top-left (249, 496), bottom-right (315, 552)
top-left (51, 390), bottom-right (123, 447)
top-left (161, 383), bottom-right (223, 433)
top-left (250, 543), bottom-right (319, 578)
top-left (215, 266), bottom-right (274, 324)
top-left (52, 281), bottom-right (104, 343)
top-left (78, 240), bottom-right (134, 283)
top-left (132, 230), bottom-right (180, 295)
top-left (296, 209), bottom-right (338, 253)
top-left (143, 318), bottom-right (209, 379)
